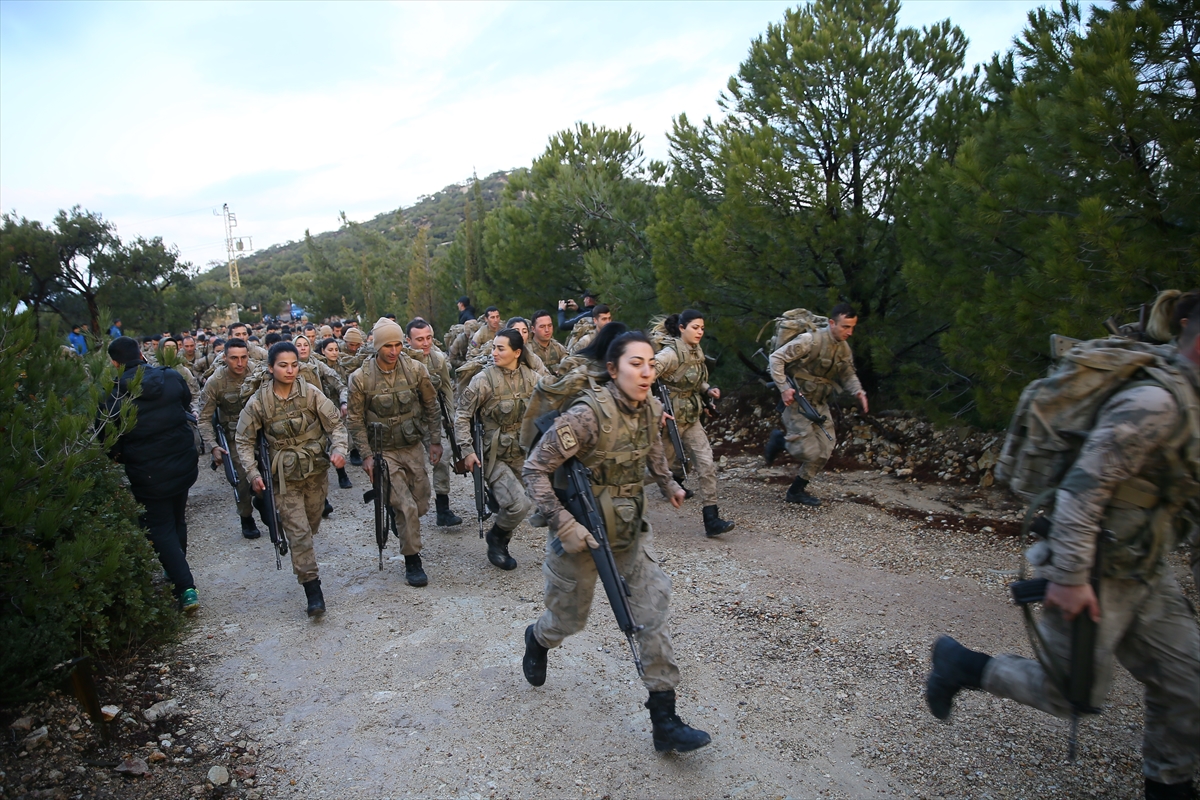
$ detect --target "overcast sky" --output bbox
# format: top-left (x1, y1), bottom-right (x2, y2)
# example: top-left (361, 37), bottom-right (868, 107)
top-left (1, 1), bottom-right (1050, 270)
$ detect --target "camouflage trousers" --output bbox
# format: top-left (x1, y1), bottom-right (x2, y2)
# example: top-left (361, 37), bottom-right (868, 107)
top-left (665, 420), bottom-right (718, 505)
top-left (429, 449), bottom-right (451, 496)
top-left (782, 399), bottom-right (835, 481)
top-left (485, 456), bottom-right (533, 532)
top-left (533, 533), bottom-right (680, 693)
top-left (982, 569), bottom-right (1200, 784)
top-left (378, 444), bottom-right (431, 557)
top-left (275, 470), bottom-right (328, 585)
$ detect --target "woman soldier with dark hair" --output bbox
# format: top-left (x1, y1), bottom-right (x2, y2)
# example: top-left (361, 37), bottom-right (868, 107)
top-left (235, 341), bottom-right (349, 616)
top-left (454, 328), bottom-right (540, 571)
top-left (654, 309), bottom-right (734, 536)
top-left (520, 331), bottom-right (711, 753)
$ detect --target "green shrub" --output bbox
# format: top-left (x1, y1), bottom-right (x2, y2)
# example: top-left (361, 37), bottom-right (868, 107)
top-left (0, 269), bottom-right (178, 706)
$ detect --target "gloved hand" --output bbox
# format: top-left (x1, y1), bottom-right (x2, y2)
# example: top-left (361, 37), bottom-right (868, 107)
top-left (556, 518), bottom-right (599, 554)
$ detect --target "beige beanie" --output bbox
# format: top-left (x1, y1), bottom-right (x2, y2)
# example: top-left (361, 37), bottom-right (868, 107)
top-left (371, 317), bottom-right (404, 347)
top-left (319, 325), bottom-right (333, 338)
top-left (343, 327), bottom-right (365, 345)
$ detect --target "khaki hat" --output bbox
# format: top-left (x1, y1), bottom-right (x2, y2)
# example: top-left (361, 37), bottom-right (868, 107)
top-left (319, 325), bottom-right (333, 338)
top-left (343, 328), bottom-right (365, 345)
top-left (372, 317), bottom-right (404, 347)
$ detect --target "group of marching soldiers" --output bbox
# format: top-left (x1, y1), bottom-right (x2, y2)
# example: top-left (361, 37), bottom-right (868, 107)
top-left (118, 290), bottom-right (871, 754)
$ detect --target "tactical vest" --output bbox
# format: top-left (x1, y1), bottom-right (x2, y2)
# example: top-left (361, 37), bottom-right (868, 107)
top-left (785, 326), bottom-right (853, 405)
top-left (659, 337), bottom-right (708, 427)
top-left (258, 378), bottom-right (329, 493)
top-left (568, 384), bottom-right (659, 551)
top-left (406, 347), bottom-right (447, 392)
top-left (479, 364), bottom-right (537, 471)
top-left (211, 368), bottom-right (249, 431)
top-left (361, 356), bottom-right (425, 450)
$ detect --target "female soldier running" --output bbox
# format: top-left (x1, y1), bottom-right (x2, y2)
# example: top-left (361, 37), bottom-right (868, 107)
top-left (520, 331), bottom-right (711, 753)
top-left (454, 328), bottom-right (539, 570)
top-left (654, 310), bottom-right (734, 536)
top-left (235, 342), bottom-right (348, 617)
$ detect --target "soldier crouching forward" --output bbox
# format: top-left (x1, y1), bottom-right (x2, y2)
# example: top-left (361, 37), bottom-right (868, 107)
top-left (520, 331), bottom-right (711, 753)
top-left (926, 308), bottom-right (1200, 800)
top-left (235, 342), bottom-right (349, 616)
top-left (765, 302), bottom-right (867, 506)
top-left (346, 317), bottom-right (442, 587)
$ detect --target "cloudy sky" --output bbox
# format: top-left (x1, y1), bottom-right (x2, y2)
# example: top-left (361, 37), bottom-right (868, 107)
top-left (1, 1), bottom-right (1048, 270)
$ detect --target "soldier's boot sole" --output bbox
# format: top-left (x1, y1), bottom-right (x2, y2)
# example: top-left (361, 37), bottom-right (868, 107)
top-left (523, 625), bottom-right (548, 687)
top-left (926, 635), bottom-right (990, 720)
top-left (784, 491), bottom-right (822, 507)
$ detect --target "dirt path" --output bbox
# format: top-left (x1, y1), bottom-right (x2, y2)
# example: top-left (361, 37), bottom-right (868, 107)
top-left (170, 454), bottom-right (1193, 800)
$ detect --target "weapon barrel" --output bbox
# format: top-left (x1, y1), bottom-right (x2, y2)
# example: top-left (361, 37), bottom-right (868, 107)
top-left (255, 431), bottom-right (286, 570)
top-left (655, 382), bottom-right (689, 479)
top-left (437, 392), bottom-right (464, 466)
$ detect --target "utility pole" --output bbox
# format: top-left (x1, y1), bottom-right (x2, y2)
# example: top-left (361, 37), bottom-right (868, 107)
top-left (216, 203), bottom-right (252, 289)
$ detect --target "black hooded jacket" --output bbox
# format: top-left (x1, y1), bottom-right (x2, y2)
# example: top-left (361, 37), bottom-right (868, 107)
top-left (103, 362), bottom-right (199, 500)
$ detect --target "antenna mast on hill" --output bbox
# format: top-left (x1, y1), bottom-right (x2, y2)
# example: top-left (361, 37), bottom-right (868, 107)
top-left (216, 203), bottom-right (252, 289)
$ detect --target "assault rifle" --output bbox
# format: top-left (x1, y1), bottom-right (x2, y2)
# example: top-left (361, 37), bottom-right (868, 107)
top-left (471, 411), bottom-right (495, 538)
top-left (1009, 519), bottom-right (1101, 761)
top-left (437, 391), bottom-right (463, 467)
top-left (783, 376), bottom-right (834, 442)
top-left (362, 425), bottom-right (398, 570)
top-left (253, 430), bottom-right (287, 570)
top-left (654, 380), bottom-right (689, 480)
top-left (549, 459), bottom-right (645, 676)
top-left (210, 409), bottom-right (239, 502)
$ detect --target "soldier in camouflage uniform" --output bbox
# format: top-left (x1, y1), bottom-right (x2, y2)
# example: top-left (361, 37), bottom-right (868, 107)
top-left (455, 329), bottom-right (539, 570)
top-left (199, 338), bottom-right (260, 540)
top-left (235, 342), bottom-right (349, 616)
top-left (765, 303), bottom-right (867, 506)
top-left (405, 318), bottom-right (463, 528)
top-left (654, 310), bottom-right (733, 537)
top-left (346, 318), bottom-right (443, 587)
top-left (566, 304), bottom-right (612, 356)
top-left (339, 327), bottom-right (369, 466)
top-left (467, 306), bottom-right (502, 359)
top-left (520, 331), bottom-right (711, 753)
top-left (926, 313), bottom-right (1200, 800)
top-left (295, 334), bottom-right (353, 490)
top-left (528, 310), bottom-right (568, 376)
top-left (202, 322), bottom-right (267, 382)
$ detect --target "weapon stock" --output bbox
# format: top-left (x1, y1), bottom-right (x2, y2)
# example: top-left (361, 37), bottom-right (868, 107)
top-left (254, 431), bottom-right (287, 570)
top-left (654, 381), bottom-right (689, 480)
top-left (553, 457), bottom-right (645, 676)
top-left (211, 410), bottom-right (239, 501)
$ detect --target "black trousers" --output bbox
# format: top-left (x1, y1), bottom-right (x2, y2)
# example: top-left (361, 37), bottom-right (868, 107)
top-left (137, 492), bottom-right (194, 596)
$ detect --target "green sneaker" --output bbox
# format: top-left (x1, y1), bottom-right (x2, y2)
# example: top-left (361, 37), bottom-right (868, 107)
top-left (179, 588), bottom-right (199, 614)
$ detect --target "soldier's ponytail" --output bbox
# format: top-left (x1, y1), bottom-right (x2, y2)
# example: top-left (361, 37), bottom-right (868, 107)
top-left (665, 309), bottom-right (703, 338)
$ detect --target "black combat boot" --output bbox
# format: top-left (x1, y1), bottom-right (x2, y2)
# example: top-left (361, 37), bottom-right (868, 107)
top-left (322, 498), bottom-right (334, 518)
top-left (302, 579), bottom-right (325, 617)
top-left (522, 625), bottom-right (548, 687)
top-left (764, 429), bottom-right (786, 466)
top-left (435, 494), bottom-right (463, 527)
top-left (784, 475), bottom-right (821, 506)
top-left (702, 505), bottom-right (734, 537)
top-left (240, 515), bottom-right (261, 540)
top-left (675, 478), bottom-right (694, 500)
top-left (645, 690), bottom-right (711, 753)
top-left (925, 635), bottom-right (992, 720)
top-left (485, 524), bottom-right (518, 570)
top-left (1145, 778), bottom-right (1196, 800)
top-left (349, 448), bottom-right (363, 467)
top-left (404, 553), bottom-right (428, 587)
top-left (337, 466), bottom-right (353, 489)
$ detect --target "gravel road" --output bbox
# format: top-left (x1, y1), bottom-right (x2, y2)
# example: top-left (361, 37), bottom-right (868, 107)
top-left (166, 453), bottom-right (1198, 800)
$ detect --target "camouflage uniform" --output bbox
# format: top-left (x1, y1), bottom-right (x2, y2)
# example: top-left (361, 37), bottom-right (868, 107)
top-left (300, 355), bottom-right (348, 409)
top-left (655, 337), bottom-right (717, 504)
top-left (346, 354), bottom-right (440, 557)
top-left (199, 365), bottom-right (254, 519)
top-left (202, 342), bottom-right (267, 382)
top-left (767, 326), bottom-right (862, 480)
top-left (523, 382), bottom-right (684, 692)
top-left (454, 362), bottom-right (539, 531)
top-left (467, 324), bottom-right (498, 360)
top-left (982, 376), bottom-right (1200, 786)
top-left (407, 346), bottom-right (455, 496)
top-left (234, 377), bottom-right (349, 584)
top-left (529, 337), bottom-right (569, 376)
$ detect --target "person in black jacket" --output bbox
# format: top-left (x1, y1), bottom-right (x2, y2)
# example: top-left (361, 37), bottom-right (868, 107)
top-left (102, 336), bottom-right (201, 612)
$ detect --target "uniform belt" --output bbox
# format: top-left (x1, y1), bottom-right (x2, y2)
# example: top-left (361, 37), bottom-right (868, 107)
top-left (597, 482), bottom-right (643, 498)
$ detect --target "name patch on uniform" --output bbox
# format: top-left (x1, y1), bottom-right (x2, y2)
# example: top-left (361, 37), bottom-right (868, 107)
top-left (557, 426), bottom-right (578, 451)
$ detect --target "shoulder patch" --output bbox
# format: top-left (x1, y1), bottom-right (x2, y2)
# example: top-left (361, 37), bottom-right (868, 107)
top-left (557, 426), bottom-right (578, 451)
